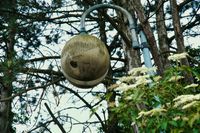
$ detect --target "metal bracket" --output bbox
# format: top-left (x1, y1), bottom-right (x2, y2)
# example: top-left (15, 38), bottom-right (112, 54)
top-left (141, 42), bottom-right (149, 49)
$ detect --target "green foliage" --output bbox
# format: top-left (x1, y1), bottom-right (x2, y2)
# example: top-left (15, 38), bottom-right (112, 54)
top-left (0, 0), bottom-right (199, 132)
top-left (186, 46), bottom-right (200, 63)
top-left (0, 57), bottom-right (25, 85)
top-left (111, 58), bottom-right (200, 132)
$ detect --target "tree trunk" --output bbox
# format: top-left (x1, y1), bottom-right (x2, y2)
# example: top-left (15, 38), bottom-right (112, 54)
top-left (170, 0), bottom-right (193, 83)
top-left (0, 84), bottom-right (13, 133)
top-left (0, 0), bottom-right (16, 132)
top-left (113, 0), bottom-right (141, 71)
top-left (169, 0), bottom-right (189, 65)
top-left (130, 0), bottom-right (164, 75)
top-left (156, 0), bottom-right (171, 69)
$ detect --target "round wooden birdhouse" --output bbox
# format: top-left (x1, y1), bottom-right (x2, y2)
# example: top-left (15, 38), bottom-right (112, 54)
top-left (61, 34), bottom-right (110, 88)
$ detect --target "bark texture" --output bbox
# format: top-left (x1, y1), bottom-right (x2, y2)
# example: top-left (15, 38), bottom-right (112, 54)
top-left (156, 0), bottom-right (171, 69)
top-left (0, 0), bottom-right (16, 132)
top-left (113, 0), bottom-right (141, 71)
top-left (130, 0), bottom-right (164, 74)
top-left (170, 0), bottom-right (189, 65)
top-left (0, 85), bottom-right (13, 133)
top-left (170, 0), bottom-right (193, 83)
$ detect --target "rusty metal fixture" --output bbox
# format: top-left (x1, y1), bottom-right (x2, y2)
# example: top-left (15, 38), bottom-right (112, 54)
top-left (61, 34), bottom-right (110, 88)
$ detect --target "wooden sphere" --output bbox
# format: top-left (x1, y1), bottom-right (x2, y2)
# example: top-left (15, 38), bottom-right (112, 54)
top-left (61, 34), bottom-right (110, 88)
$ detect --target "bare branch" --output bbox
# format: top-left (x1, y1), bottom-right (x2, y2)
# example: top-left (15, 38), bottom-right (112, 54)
top-left (178, 0), bottom-right (193, 11)
top-left (0, 77), bottom-right (63, 102)
top-left (57, 83), bottom-right (106, 132)
top-left (21, 67), bottom-right (63, 76)
top-left (44, 103), bottom-right (67, 133)
top-left (25, 56), bottom-right (60, 63)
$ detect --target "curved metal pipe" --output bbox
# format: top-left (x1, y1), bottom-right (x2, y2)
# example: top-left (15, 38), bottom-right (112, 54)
top-left (80, 4), bottom-right (140, 48)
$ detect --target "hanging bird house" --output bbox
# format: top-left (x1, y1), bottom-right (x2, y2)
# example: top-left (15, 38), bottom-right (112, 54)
top-left (61, 34), bottom-right (110, 88)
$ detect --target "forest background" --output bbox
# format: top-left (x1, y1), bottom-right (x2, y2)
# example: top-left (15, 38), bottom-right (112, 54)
top-left (0, 0), bottom-right (200, 132)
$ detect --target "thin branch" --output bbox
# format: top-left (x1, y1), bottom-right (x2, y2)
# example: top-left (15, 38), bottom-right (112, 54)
top-left (28, 119), bottom-right (54, 133)
top-left (178, 0), bottom-right (193, 11)
top-left (0, 77), bottom-right (63, 102)
top-left (145, 0), bottom-right (166, 22)
top-left (25, 56), bottom-right (60, 63)
top-left (168, 18), bottom-right (200, 44)
top-left (0, 8), bottom-right (82, 22)
top-left (57, 83), bottom-right (106, 132)
top-left (188, 55), bottom-right (200, 67)
top-left (44, 103), bottom-right (67, 133)
top-left (21, 67), bottom-right (63, 76)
